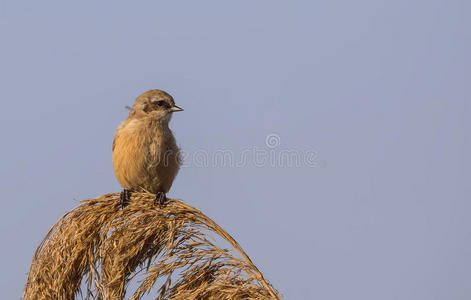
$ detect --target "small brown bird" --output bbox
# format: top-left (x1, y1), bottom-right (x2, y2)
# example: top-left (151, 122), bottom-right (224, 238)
top-left (112, 89), bottom-right (183, 207)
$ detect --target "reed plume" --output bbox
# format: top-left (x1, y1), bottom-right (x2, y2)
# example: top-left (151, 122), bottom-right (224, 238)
top-left (23, 192), bottom-right (281, 300)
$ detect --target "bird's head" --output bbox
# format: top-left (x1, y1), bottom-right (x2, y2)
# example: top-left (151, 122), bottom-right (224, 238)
top-left (128, 89), bottom-right (183, 122)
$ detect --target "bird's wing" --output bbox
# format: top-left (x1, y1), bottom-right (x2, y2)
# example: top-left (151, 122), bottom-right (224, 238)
top-left (112, 136), bottom-right (117, 152)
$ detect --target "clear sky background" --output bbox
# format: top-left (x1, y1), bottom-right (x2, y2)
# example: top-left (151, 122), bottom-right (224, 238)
top-left (1, 1), bottom-right (470, 299)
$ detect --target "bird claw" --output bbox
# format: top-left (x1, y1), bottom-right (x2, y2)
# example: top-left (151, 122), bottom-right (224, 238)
top-left (154, 192), bottom-right (167, 207)
top-left (120, 189), bottom-right (132, 209)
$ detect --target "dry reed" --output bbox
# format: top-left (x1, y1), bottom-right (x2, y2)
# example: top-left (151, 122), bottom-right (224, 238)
top-left (23, 192), bottom-right (281, 300)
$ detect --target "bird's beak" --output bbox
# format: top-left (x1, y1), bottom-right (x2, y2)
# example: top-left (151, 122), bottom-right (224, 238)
top-left (170, 105), bottom-right (183, 112)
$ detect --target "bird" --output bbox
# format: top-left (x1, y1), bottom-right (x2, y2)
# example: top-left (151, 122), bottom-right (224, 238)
top-left (112, 89), bottom-right (183, 208)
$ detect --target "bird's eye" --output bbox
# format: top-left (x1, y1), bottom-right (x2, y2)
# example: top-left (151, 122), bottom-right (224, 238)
top-left (155, 100), bottom-right (165, 107)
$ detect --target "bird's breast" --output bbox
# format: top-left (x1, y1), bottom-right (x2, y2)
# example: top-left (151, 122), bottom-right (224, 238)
top-left (113, 117), bottom-right (181, 193)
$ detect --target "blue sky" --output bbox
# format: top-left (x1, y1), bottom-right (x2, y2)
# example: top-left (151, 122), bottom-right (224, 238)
top-left (1, 1), bottom-right (470, 299)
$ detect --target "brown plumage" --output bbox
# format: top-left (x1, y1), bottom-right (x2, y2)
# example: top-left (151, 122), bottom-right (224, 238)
top-left (112, 90), bottom-right (183, 198)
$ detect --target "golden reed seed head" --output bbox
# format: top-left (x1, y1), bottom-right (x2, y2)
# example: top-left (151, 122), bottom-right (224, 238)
top-left (23, 192), bottom-right (281, 300)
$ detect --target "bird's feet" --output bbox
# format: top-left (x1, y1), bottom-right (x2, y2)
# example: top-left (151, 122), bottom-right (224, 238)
top-left (120, 189), bottom-right (132, 209)
top-left (154, 192), bottom-right (167, 207)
